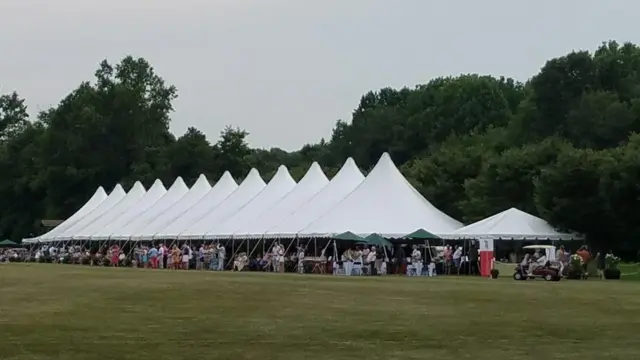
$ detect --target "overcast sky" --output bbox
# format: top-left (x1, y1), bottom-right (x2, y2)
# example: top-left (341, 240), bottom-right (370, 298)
top-left (1, 0), bottom-right (637, 150)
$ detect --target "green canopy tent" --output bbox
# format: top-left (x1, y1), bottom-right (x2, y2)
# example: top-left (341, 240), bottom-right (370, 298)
top-left (0, 239), bottom-right (19, 248)
top-left (403, 228), bottom-right (440, 240)
top-left (362, 233), bottom-right (393, 248)
top-left (333, 231), bottom-right (366, 242)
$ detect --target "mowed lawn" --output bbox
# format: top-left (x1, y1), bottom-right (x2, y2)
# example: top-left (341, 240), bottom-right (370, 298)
top-left (1, 265), bottom-right (640, 360)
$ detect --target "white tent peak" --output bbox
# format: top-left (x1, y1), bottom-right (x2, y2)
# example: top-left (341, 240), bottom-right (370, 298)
top-left (204, 166), bottom-right (296, 239)
top-left (446, 207), bottom-right (581, 241)
top-left (233, 162), bottom-right (328, 238)
top-left (298, 162), bottom-right (327, 184)
top-left (149, 179), bottom-right (164, 190)
top-left (129, 181), bottom-right (146, 193)
top-left (25, 186), bottom-right (109, 242)
top-left (269, 166), bottom-right (291, 183)
top-left (177, 168), bottom-right (265, 239)
top-left (111, 184), bottom-right (125, 194)
top-left (170, 176), bottom-right (186, 189)
top-left (299, 152), bottom-right (462, 238)
top-left (263, 156), bottom-right (365, 238)
top-left (88, 179), bottom-right (167, 240)
top-left (194, 174), bottom-right (209, 185)
top-left (216, 171), bottom-right (236, 186)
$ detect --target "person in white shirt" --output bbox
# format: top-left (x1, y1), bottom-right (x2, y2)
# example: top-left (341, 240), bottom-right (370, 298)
top-left (216, 243), bottom-right (226, 271)
top-left (411, 245), bottom-right (423, 276)
top-left (278, 244), bottom-right (285, 273)
top-left (158, 244), bottom-right (165, 269)
top-left (271, 242), bottom-right (280, 272)
top-left (352, 247), bottom-right (363, 275)
top-left (365, 246), bottom-right (377, 275)
top-left (297, 246), bottom-right (305, 274)
top-left (452, 246), bottom-right (462, 272)
top-left (343, 248), bottom-right (353, 276)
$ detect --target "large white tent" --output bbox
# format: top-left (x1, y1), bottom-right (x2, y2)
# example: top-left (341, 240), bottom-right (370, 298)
top-left (23, 187), bottom-right (108, 243)
top-left (264, 157), bottom-right (364, 239)
top-left (56, 185), bottom-right (127, 241)
top-left (178, 169), bottom-right (266, 240)
top-left (110, 178), bottom-right (189, 241)
top-left (135, 174), bottom-right (212, 241)
top-left (443, 207), bottom-right (581, 241)
top-left (206, 165), bottom-right (297, 239)
top-left (153, 172), bottom-right (238, 240)
top-left (234, 162), bottom-right (329, 239)
top-left (90, 180), bottom-right (167, 240)
top-left (299, 152), bottom-right (463, 238)
top-left (71, 182), bottom-right (147, 240)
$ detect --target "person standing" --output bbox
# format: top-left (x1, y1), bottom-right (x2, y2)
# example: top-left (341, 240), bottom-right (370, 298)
top-left (148, 245), bottom-right (158, 269)
top-left (411, 245), bottom-right (422, 276)
top-left (272, 242), bottom-right (281, 272)
top-left (217, 243), bottom-right (226, 271)
top-left (343, 248), bottom-right (353, 276)
top-left (158, 244), bottom-right (165, 269)
top-left (297, 246), bottom-right (305, 274)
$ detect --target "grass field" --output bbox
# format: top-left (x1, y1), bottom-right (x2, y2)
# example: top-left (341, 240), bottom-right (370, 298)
top-left (1, 264), bottom-right (640, 360)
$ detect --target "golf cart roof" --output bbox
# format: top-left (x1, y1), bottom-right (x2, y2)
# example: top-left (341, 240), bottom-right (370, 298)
top-left (523, 245), bottom-right (556, 249)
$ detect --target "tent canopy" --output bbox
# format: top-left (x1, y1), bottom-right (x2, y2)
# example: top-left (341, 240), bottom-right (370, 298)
top-left (403, 228), bottom-right (440, 240)
top-left (443, 207), bottom-right (582, 241)
top-left (299, 153), bottom-right (462, 238)
top-left (0, 239), bottom-right (19, 247)
top-left (363, 233), bottom-right (392, 247)
top-left (264, 158), bottom-right (364, 239)
top-left (333, 231), bottom-right (365, 242)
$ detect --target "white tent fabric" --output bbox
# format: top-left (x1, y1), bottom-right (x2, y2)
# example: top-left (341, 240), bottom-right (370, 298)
top-left (89, 179), bottom-right (167, 240)
top-left (110, 177), bottom-right (189, 241)
top-left (205, 166), bottom-right (296, 239)
top-left (136, 174), bottom-right (212, 240)
top-left (178, 169), bottom-right (265, 240)
top-left (23, 186), bottom-right (108, 243)
top-left (56, 185), bottom-right (127, 241)
top-left (154, 172), bottom-right (237, 240)
top-left (442, 207), bottom-right (581, 241)
top-left (234, 162), bottom-right (328, 239)
top-left (71, 182), bottom-right (147, 240)
top-left (300, 152), bottom-right (463, 238)
top-left (264, 157), bottom-right (364, 239)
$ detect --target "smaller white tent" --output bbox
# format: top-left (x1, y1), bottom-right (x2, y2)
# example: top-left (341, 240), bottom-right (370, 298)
top-left (90, 179), bottom-right (167, 240)
top-left (443, 207), bottom-right (581, 241)
top-left (56, 185), bottom-right (127, 241)
top-left (111, 177), bottom-right (189, 241)
top-left (207, 165), bottom-right (297, 239)
top-left (264, 157), bottom-right (364, 239)
top-left (154, 172), bottom-right (238, 240)
top-left (24, 186), bottom-right (108, 243)
top-left (135, 174), bottom-right (212, 240)
top-left (178, 169), bottom-right (266, 240)
top-left (234, 162), bottom-right (329, 239)
top-left (72, 182), bottom-right (147, 240)
top-left (299, 152), bottom-right (462, 238)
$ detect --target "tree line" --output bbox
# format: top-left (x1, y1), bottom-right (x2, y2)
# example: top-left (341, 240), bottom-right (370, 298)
top-left (1, 41), bottom-right (639, 257)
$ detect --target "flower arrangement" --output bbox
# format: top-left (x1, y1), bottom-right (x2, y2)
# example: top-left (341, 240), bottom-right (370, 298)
top-left (567, 254), bottom-right (585, 280)
top-left (605, 253), bottom-right (620, 270)
top-left (604, 253), bottom-right (621, 280)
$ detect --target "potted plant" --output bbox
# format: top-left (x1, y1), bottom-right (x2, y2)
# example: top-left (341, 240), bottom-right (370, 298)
top-left (490, 268), bottom-right (499, 279)
top-left (566, 254), bottom-right (585, 280)
top-left (604, 253), bottom-right (621, 280)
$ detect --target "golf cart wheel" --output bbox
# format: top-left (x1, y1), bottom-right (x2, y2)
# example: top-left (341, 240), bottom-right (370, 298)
top-left (513, 272), bottom-right (523, 281)
top-left (544, 274), bottom-right (553, 281)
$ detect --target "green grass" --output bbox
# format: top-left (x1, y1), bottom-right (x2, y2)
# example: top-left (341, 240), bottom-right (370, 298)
top-left (1, 264), bottom-right (640, 360)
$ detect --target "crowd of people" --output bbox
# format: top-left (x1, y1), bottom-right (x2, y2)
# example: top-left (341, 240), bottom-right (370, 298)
top-left (2, 240), bottom-right (490, 277)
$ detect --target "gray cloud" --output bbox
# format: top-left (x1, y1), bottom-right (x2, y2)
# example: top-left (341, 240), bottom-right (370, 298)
top-left (1, 0), bottom-right (637, 150)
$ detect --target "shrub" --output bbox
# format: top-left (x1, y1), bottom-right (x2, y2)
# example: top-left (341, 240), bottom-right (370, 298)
top-left (490, 268), bottom-right (499, 279)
